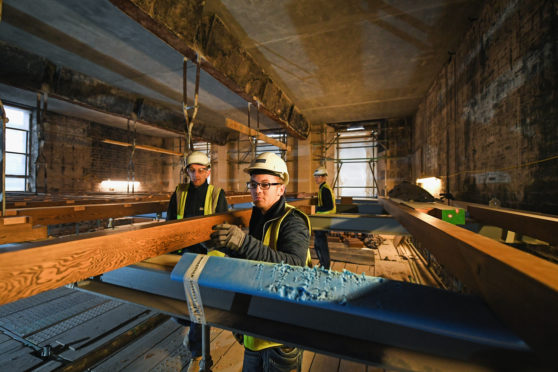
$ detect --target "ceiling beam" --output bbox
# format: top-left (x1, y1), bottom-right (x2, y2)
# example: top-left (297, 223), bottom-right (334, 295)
top-left (225, 118), bottom-right (291, 151)
top-left (109, 0), bottom-right (310, 140)
top-left (0, 41), bottom-right (228, 145)
top-left (102, 139), bottom-right (183, 156)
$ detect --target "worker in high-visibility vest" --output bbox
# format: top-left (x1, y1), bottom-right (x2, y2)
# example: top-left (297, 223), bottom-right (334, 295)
top-left (166, 151), bottom-right (228, 372)
top-left (210, 152), bottom-right (310, 372)
top-left (313, 166), bottom-right (336, 270)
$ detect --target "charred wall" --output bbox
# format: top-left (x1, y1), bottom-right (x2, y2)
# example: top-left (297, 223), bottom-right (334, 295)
top-left (413, 0), bottom-right (558, 213)
top-left (34, 112), bottom-right (175, 193)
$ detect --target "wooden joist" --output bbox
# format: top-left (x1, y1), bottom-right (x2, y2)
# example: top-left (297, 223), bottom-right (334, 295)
top-left (225, 118), bottom-right (291, 151)
top-left (101, 139), bottom-right (183, 156)
top-left (5, 193), bottom-right (171, 209)
top-left (3, 200), bottom-right (169, 226)
top-left (0, 209), bottom-right (252, 306)
top-left (466, 204), bottom-right (558, 246)
top-left (0, 217), bottom-right (47, 244)
top-left (379, 197), bottom-right (558, 361)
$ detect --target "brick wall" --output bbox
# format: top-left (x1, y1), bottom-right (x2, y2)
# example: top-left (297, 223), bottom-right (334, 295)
top-left (35, 113), bottom-right (176, 193)
top-left (377, 118), bottom-right (413, 196)
top-left (412, 0), bottom-right (558, 213)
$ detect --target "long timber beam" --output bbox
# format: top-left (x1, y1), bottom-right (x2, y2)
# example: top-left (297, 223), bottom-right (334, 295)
top-left (2, 200), bottom-right (169, 226)
top-left (309, 214), bottom-right (407, 234)
top-left (5, 193), bottom-right (171, 209)
top-left (466, 204), bottom-right (558, 246)
top-left (81, 253), bottom-right (540, 370)
top-left (379, 197), bottom-right (558, 363)
top-left (0, 209), bottom-right (251, 306)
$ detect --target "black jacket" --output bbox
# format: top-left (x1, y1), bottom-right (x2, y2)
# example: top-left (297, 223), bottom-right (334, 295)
top-left (229, 196), bottom-right (309, 267)
top-left (316, 182), bottom-right (334, 213)
top-left (166, 181), bottom-right (228, 220)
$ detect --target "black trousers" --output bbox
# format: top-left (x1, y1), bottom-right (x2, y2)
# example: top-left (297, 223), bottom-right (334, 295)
top-left (242, 346), bottom-right (303, 372)
top-left (314, 231), bottom-right (330, 269)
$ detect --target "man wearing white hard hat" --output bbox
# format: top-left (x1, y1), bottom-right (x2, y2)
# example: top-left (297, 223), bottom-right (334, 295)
top-left (210, 152), bottom-right (311, 372)
top-left (166, 151), bottom-right (228, 372)
top-left (313, 166), bottom-right (336, 270)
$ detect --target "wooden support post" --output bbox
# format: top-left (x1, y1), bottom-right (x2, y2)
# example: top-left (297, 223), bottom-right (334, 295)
top-left (379, 198), bottom-right (558, 362)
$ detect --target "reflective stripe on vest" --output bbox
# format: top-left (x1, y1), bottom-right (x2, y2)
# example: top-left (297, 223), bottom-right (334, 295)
top-left (317, 183), bottom-right (336, 214)
top-left (244, 203), bottom-right (312, 351)
top-left (176, 184), bottom-right (221, 219)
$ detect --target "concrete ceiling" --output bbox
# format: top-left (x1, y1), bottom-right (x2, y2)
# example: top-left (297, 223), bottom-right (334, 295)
top-left (208, 0), bottom-right (483, 125)
top-left (0, 0), bottom-right (483, 141)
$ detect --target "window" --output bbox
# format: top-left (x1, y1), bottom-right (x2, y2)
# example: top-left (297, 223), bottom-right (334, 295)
top-left (336, 130), bottom-right (378, 198)
top-left (4, 105), bottom-right (31, 191)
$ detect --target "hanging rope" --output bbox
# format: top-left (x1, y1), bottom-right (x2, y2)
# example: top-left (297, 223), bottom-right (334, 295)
top-left (181, 55), bottom-right (202, 182)
top-left (181, 57), bottom-right (189, 183)
top-left (126, 117), bottom-right (136, 193)
top-left (127, 99), bottom-right (142, 194)
top-left (248, 102), bottom-right (257, 162)
top-left (35, 92), bottom-right (48, 194)
top-left (0, 98), bottom-right (7, 215)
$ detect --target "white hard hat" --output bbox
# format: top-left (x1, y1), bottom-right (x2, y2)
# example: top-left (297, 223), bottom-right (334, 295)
top-left (313, 166), bottom-right (328, 176)
top-left (186, 151), bottom-right (210, 168)
top-left (245, 152), bottom-right (289, 186)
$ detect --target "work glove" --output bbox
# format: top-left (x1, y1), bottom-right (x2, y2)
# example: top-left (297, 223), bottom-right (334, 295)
top-left (233, 332), bottom-right (244, 345)
top-left (210, 223), bottom-right (246, 251)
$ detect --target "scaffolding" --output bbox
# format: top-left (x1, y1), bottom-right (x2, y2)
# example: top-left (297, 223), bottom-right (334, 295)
top-left (312, 121), bottom-right (388, 198)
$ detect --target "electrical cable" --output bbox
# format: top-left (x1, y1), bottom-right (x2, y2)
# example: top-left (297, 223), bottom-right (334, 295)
top-left (442, 154), bottom-right (558, 179)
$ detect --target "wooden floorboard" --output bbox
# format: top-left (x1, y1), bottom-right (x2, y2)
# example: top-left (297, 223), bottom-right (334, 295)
top-left (0, 343), bottom-right (44, 371)
top-left (123, 325), bottom-right (187, 371)
top-left (339, 358), bottom-right (367, 372)
top-left (310, 353), bottom-right (341, 371)
top-left (211, 331), bottom-right (244, 372)
top-left (301, 350), bottom-right (316, 372)
top-left (92, 318), bottom-right (181, 371)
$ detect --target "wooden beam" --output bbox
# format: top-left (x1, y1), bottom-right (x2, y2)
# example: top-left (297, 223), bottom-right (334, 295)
top-left (225, 194), bottom-right (253, 205)
top-left (3, 200), bottom-right (169, 226)
top-left (0, 217), bottom-right (47, 244)
top-left (466, 204), bottom-right (558, 246)
top-left (379, 198), bottom-right (558, 360)
top-left (0, 209), bottom-right (252, 306)
top-left (5, 193), bottom-right (171, 209)
top-left (225, 118), bottom-right (291, 151)
top-left (101, 139), bottom-right (183, 156)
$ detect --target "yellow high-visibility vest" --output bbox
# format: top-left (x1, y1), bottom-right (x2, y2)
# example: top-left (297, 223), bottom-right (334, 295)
top-left (317, 183), bottom-right (336, 214)
top-left (244, 203), bottom-right (312, 351)
top-left (176, 183), bottom-right (221, 219)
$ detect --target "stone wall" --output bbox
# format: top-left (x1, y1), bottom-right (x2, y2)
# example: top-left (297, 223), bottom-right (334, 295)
top-left (377, 118), bottom-right (413, 196)
top-left (412, 0), bottom-right (558, 213)
top-left (35, 113), bottom-right (176, 193)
